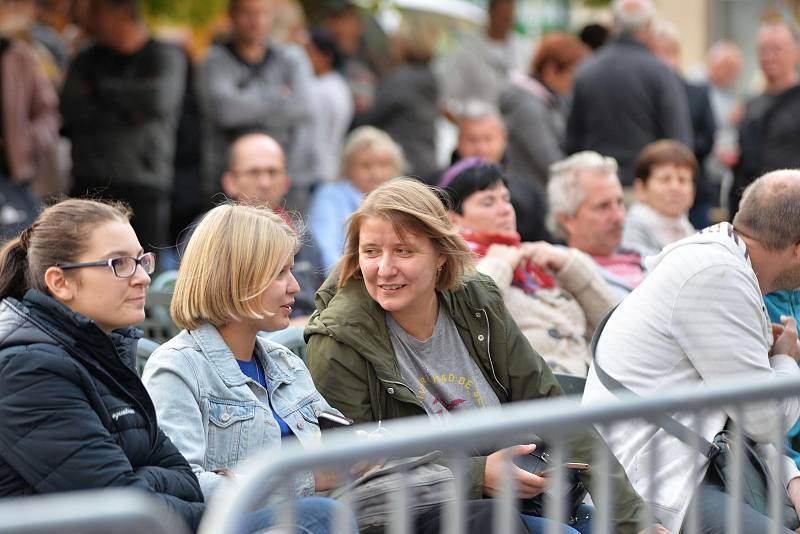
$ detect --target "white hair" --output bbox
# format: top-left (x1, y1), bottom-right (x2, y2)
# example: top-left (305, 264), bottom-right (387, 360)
top-left (652, 19), bottom-right (679, 44)
top-left (546, 151), bottom-right (619, 240)
top-left (457, 100), bottom-right (506, 129)
top-left (612, 0), bottom-right (655, 34)
top-left (707, 40), bottom-right (742, 63)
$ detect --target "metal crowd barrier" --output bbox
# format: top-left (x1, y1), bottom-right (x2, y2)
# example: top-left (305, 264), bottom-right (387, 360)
top-left (0, 488), bottom-right (191, 534)
top-left (200, 376), bottom-right (800, 534)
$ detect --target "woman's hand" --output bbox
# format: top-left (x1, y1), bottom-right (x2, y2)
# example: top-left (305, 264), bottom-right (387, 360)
top-left (214, 467), bottom-right (235, 478)
top-left (521, 242), bottom-right (571, 273)
top-left (485, 244), bottom-right (525, 270)
top-left (314, 469), bottom-right (343, 491)
top-left (484, 444), bottom-right (549, 499)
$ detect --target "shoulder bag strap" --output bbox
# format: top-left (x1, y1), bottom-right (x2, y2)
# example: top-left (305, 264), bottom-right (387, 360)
top-left (590, 306), bottom-right (718, 459)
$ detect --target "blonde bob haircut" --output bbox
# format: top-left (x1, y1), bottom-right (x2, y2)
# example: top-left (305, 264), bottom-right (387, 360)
top-left (171, 203), bottom-right (298, 330)
top-left (337, 177), bottom-right (474, 291)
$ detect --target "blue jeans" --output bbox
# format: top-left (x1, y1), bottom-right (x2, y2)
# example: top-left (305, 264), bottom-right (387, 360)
top-left (681, 480), bottom-right (794, 534)
top-left (521, 504), bottom-right (593, 534)
top-left (243, 496), bottom-right (358, 534)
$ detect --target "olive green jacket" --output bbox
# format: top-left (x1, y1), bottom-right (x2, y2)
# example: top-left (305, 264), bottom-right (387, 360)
top-left (305, 272), bottom-right (647, 532)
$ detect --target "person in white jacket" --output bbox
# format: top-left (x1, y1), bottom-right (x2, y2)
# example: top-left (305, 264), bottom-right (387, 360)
top-left (582, 169), bottom-right (800, 533)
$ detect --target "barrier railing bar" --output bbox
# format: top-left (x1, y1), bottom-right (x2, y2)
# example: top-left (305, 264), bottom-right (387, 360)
top-left (0, 489), bottom-right (190, 534)
top-left (200, 377), bottom-right (800, 534)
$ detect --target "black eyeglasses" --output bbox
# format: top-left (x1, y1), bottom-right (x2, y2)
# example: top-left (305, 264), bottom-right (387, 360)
top-left (57, 252), bottom-right (156, 278)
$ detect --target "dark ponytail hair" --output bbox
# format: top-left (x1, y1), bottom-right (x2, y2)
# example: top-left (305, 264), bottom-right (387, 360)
top-left (0, 238), bottom-right (31, 300)
top-left (0, 198), bottom-right (132, 301)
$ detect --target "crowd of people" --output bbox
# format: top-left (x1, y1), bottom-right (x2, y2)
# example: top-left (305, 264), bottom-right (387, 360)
top-left (1, 0), bottom-right (800, 532)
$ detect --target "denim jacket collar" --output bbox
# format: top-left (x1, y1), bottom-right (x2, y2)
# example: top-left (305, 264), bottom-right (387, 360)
top-left (189, 323), bottom-right (295, 387)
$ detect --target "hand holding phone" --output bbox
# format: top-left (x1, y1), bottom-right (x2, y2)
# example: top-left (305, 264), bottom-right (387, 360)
top-left (536, 462), bottom-right (590, 477)
top-left (512, 450), bottom-right (589, 477)
top-left (316, 410), bottom-right (354, 431)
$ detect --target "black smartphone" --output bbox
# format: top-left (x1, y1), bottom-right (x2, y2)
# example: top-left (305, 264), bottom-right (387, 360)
top-left (316, 410), bottom-right (354, 431)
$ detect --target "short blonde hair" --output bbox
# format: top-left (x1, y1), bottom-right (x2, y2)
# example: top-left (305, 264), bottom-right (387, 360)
top-left (171, 203), bottom-right (298, 330)
top-left (337, 178), bottom-right (473, 291)
top-left (340, 126), bottom-right (405, 180)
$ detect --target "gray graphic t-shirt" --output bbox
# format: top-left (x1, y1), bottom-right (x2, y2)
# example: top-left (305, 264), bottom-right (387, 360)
top-left (387, 306), bottom-right (500, 418)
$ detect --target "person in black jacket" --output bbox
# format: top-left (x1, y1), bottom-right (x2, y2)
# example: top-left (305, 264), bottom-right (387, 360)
top-left (0, 198), bottom-right (204, 530)
top-left (0, 198), bottom-right (351, 534)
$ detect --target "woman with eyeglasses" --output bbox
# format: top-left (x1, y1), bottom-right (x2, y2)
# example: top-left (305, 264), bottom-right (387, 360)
top-left (0, 198), bottom-right (340, 534)
top-left (0, 199), bottom-right (209, 529)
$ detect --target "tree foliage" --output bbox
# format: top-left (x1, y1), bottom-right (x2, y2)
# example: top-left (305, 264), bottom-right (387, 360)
top-left (141, 0), bottom-right (229, 28)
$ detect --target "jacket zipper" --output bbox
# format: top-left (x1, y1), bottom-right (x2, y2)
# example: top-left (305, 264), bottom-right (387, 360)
top-left (478, 308), bottom-right (509, 399)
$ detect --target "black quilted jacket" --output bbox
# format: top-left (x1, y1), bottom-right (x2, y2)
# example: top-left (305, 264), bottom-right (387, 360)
top-left (0, 289), bottom-right (205, 531)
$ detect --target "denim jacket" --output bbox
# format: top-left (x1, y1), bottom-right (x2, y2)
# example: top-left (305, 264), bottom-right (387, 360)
top-left (142, 323), bottom-right (338, 501)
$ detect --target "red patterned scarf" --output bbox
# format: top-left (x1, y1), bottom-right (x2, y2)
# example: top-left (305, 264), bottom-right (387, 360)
top-left (460, 230), bottom-right (556, 294)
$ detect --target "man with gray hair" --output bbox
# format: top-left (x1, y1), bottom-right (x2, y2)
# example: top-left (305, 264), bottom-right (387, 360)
top-left (567, 0), bottom-right (692, 186)
top-left (547, 151), bottom-right (646, 298)
top-left (582, 169), bottom-right (800, 533)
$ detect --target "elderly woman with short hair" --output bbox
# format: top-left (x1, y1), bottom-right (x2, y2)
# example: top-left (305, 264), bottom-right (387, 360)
top-left (307, 126), bottom-right (405, 273)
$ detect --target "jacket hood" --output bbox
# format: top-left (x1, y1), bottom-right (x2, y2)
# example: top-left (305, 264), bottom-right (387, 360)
top-left (645, 222), bottom-right (749, 273)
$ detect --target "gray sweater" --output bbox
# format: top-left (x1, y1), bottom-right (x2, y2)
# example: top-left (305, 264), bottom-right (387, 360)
top-left (197, 41), bottom-right (315, 195)
top-left (500, 75), bottom-right (566, 187)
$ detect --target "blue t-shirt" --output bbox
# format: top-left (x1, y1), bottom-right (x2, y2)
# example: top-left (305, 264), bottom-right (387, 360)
top-left (237, 357), bottom-right (293, 437)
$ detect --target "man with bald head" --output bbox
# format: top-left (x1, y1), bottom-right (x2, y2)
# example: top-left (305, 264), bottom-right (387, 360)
top-left (731, 21), bottom-right (800, 216)
top-left (583, 169), bottom-right (800, 533)
top-left (222, 133), bottom-right (290, 209)
top-left (197, 132), bottom-right (323, 323)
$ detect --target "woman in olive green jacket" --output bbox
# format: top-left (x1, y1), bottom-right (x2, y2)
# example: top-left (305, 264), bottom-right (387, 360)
top-left (304, 178), bottom-right (665, 534)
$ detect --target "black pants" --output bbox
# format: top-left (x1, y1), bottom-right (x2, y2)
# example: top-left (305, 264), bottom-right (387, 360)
top-left (71, 180), bottom-right (171, 253)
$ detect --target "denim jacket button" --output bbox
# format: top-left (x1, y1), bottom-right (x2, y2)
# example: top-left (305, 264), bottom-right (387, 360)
top-left (387, 387), bottom-right (395, 395)
top-left (221, 412), bottom-right (231, 422)
top-left (477, 334), bottom-right (485, 341)
top-left (297, 420), bottom-right (305, 429)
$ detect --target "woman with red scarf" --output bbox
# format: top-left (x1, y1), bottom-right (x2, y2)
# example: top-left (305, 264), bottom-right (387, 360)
top-left (441, 159), bottom-right (617, 376)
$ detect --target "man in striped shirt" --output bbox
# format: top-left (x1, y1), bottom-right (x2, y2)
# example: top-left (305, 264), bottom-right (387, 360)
top-left (582, 169), bottom-right (800, 533)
